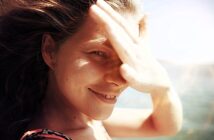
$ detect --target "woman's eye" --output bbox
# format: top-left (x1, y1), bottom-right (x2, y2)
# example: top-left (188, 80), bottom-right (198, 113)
top-left (91, 51), bottom-right (107, 58)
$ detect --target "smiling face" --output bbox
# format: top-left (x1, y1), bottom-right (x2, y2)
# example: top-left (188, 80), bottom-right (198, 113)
top-left (43, 13), bottom-right (140, 120)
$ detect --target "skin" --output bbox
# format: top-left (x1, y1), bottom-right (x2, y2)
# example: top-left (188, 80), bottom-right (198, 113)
top-left (29, 0), bottom-right (183, 139)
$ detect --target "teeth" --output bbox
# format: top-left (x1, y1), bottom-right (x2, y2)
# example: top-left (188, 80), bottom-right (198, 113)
top-left (104, 95), bottom-right (116, 99)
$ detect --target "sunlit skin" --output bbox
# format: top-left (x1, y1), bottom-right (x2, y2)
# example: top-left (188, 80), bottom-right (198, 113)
top-left (30, 8), bottom-right (130, 140)
top-left (29, 0), bottom-right (183, 140)
top-left (46, 17), bottom-right (128, 119)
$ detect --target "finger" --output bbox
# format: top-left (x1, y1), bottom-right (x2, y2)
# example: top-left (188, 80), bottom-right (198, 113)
top-left (96, 0), bottom-right (139, 43)
top-left (89, 5), bottom-right (136, 64)
top-left (120, 64), bottom-right (158, 93)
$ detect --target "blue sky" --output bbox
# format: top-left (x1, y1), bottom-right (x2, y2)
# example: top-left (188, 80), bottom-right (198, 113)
top-left (141, 0), bottom-right (214, 64)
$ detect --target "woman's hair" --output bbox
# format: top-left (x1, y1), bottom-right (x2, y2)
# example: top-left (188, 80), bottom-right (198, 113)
top-left (0, 0), bottom-right (138, 139)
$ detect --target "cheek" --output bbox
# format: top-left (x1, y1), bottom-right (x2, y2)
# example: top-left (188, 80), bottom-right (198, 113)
top-left (54, 58), bottom-right (105, 94)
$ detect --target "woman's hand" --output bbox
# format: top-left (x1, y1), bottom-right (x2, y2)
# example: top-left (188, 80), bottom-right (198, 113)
top-left (90, 0), bottom-right (183, 136)
top-left (89, 0), bottom-right (171, 94)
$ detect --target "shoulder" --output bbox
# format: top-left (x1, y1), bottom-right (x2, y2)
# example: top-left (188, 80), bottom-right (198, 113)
top-left (20, 129), bottom-right (72, 140)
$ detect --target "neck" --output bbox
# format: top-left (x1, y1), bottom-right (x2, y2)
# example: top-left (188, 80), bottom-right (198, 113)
top-left (29, 84), bottom-right (93, 133)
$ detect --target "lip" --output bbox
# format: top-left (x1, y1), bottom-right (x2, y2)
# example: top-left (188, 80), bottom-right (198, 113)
top-left (88, 88), bottom-right (117, 104)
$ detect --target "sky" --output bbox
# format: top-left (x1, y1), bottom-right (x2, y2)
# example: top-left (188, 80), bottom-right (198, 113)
top-left (117, 0), bottom-right (214, 107)
top-left (141, 0), bottom-right (214, 64)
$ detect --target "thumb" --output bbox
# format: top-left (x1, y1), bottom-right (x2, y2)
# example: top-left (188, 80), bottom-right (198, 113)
top-left (120, 63), bottom-right (140, 87)
top-left (120, 63), bottom-right (155, 93)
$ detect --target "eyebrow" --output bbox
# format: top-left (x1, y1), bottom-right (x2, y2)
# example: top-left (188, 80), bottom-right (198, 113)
top-left (87, 35), bottom-right (113, 49)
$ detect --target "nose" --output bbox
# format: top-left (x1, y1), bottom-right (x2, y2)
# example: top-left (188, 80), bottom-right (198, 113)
top-left (104, 68), bottom-right (127, 87)
top-left (103, 60), bottom-right (127, 88)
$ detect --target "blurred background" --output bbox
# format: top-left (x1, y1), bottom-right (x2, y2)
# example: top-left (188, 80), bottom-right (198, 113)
top-left (114, 0), bottom-right (214, 140)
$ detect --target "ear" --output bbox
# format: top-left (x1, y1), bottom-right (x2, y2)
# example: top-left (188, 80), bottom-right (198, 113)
top-left (41, 34), bottom-right (57, 70)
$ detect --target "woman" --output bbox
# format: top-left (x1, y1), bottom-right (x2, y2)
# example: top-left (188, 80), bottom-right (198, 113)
top-left (0, 0), bottom-right (183, 140)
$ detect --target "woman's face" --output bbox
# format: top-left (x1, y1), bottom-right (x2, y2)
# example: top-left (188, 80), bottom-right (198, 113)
top-left (47, 14), bottom-right (139, 120)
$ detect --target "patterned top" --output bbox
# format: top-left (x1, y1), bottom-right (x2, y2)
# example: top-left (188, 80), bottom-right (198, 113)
top-left (20, 129), bottom-right (72, 140)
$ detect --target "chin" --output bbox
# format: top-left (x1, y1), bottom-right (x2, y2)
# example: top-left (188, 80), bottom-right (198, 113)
top-left (87, 107), bottom-right (114, 120)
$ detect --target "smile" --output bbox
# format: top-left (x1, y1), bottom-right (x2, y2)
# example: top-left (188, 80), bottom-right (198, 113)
top-left (88, 88), bottom-right (117, 104)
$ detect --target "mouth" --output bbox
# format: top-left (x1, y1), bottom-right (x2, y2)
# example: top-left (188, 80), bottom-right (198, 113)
top-left (88, 88), bottom-right (118, 104)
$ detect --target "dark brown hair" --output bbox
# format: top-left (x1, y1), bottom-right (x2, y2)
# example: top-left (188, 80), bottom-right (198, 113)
top-left (0, 0), bottom-right (138, 139)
